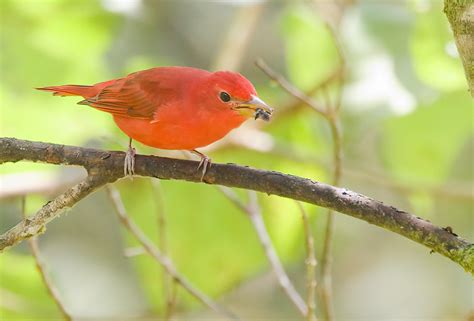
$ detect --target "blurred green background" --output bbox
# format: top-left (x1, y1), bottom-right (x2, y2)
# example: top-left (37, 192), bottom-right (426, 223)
top-left (0, 0), bottom-right (472, 320)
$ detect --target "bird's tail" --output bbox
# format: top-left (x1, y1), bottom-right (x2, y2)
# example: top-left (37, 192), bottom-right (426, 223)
top-left (36, 85), bottom-right (95, 98)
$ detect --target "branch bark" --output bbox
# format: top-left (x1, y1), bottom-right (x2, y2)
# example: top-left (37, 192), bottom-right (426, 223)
top-left (1, 137), bottom-right (473, 274)
top-left (1, 175), bottom-right (107, 250)
top-left (444, 0), bottom-right (474, 96)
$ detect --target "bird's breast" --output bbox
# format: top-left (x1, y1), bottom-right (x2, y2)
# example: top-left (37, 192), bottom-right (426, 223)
top-left (113, 109), bottom-right (246, 150)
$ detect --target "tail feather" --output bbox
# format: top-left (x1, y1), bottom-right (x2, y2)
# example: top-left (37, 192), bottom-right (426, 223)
top-left (36, 85), bottom-right (94, 98)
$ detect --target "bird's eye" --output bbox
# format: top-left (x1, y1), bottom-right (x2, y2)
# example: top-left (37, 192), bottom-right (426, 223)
top-left (219, 91), bottom-right (231, 102)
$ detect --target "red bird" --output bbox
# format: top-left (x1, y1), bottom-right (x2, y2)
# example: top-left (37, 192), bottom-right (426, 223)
top-left (37, 66), bottom-right (273, 179)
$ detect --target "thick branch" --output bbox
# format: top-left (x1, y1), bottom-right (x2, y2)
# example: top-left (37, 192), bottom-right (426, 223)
top-left (1, 137), bottom-right (473, 274)
top-left (444, 0), bottom-right (474, 96)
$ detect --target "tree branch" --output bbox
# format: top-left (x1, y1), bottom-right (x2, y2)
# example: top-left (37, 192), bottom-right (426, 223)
top-left (255, 58), bottom-right (328, 118)
top-left (1, 174), bottom-right (107, 251)
top-left (257, 48), bottom-right (345, 321)
top-left (444, 0), bottom-right (474, 96)
top-left (1, 137), bottom-right (473, 274)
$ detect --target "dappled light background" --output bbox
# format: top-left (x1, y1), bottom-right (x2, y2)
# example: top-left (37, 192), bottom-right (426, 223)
top-left (0, 0), bottom-right (472, 320)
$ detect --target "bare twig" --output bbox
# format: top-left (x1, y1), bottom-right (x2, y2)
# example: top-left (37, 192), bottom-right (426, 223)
top-left (297, 202), bottom-right (318, 321)
top-left (319, 89), bottom-right (344, 321)
top-left (1, 137), bottom-right (473, 274)
top-left (218, 186), bottom-right (248, 213)
top-left (150, 179), bottom-right (175, 319)
top-left (219, 187), bottom-right (308, 315)
top-left (1, 174), bottom-right (107, 251)
top-left (124, 246), bottom-right (146, 257)
top-left (256, 57), bottom-right (344, 320)
top-left (164, 280), bottom-right (178, 321)
top-left (278, 65), bottom-right (345, 114)
top-left (21, 198), bottom-right (72, 321)
top-left (319, 22), bottom-right (346, 319)
top-left (255, 58), bottom-right (327, 117)
top-left (325, 23), bottom-right (346, 114)
top-left (105, 185), bottom-right (238, 321)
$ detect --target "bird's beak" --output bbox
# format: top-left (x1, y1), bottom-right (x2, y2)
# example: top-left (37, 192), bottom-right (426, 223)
top-left (233, 95), bottom-right (274, 121)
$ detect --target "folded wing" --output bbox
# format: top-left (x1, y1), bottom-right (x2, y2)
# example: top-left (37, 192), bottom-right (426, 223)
top-left (79, 70), bottom-right (173, 120)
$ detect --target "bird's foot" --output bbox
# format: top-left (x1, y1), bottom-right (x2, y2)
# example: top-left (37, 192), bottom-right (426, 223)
top-left (124, 144), bottom-right (136, 179)
top-left (192, 150), bottom-right (212, 181)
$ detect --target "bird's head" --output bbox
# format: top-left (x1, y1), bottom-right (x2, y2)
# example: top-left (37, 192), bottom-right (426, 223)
top-left (198, 71), bottom-right (273, 121)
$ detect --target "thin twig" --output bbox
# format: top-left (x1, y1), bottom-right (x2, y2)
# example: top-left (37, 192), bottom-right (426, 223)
top-left (318, 22), bottom-right (346, 319)
top-left (1, 174), bottom-right (107, 251)
top-left (319, 103), bottom-right (343, 321)
top-left (278, 65), bottom-right (345, 114)
top-left (218, 186), bottom-right (308, 316)
top-left (21, 198), bottom-right (72, 321)
top-left (255, 58), bottom-right (328, 118)
top-left (323, 20), bottom-right (346, 114)
top-left (164, 280), bottom-right (178, 321)
top-left (124, 246), bottom-right (146, 257)
top-left (218, 186), bottom-right (248, 213)
top-left (105, 185), bottom-right (238, 321)
top-left (297, 202), bottom-right (318, 321)
top-left (150, 179), bottom-right (175, 319)
top-left (256, 54), bottom-right (345, 321)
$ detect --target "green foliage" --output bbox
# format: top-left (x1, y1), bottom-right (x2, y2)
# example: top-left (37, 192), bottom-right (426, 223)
top-left (0, 253), bottom-right (62, 319)
top-left (410, 3), bottom-right (466, 90)
top-left (1, 0), bottom-right (472, 319)
top-left (0, 0), bottom-right (120, 173)
top-left (382, 91), bottom-right (472, 185)
top-left (281, 6), bottom-right (339, 90)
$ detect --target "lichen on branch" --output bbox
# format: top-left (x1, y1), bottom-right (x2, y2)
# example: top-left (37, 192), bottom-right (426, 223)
top-left (444, 0), bottom-right (474, 96)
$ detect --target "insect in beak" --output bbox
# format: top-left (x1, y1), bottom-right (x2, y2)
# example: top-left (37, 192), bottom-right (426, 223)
top-left (254, 108), bottom-right (271, 121)
top-left (233, 95), bottom-right (273, 121)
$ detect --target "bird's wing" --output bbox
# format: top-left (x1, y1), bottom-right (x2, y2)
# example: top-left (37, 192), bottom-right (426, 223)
top-left (78, 71), bottom-right (173, 119)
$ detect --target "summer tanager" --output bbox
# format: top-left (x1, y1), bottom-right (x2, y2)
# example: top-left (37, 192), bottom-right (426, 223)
top-left (37, 66), bottom-right (273, 179)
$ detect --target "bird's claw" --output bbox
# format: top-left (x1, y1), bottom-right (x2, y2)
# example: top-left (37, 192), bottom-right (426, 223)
top-left (191, 150), bottom-right (211, 181)
top-left (197, 155), bottom-right (212, 181)
top-left (124, 146), bottom-right (136, 179)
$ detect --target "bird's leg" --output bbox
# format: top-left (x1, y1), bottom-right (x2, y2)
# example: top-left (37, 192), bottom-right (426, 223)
top-left (124, 137), bottom-right (136, 178)
top-left (191, 149), bottom-right (212, 181)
